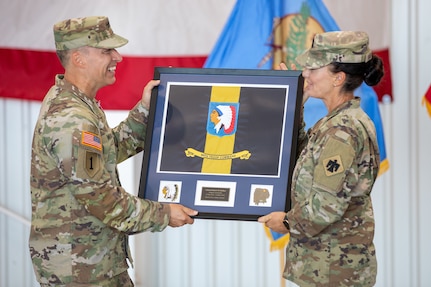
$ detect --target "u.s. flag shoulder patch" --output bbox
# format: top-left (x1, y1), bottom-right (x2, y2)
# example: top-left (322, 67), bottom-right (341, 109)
top-left (81, 131), bottom-right (102, 151)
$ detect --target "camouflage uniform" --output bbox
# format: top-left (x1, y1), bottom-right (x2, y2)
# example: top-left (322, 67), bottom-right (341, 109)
top-left (29, 15), bottom-right (171, 285)
top-left (53, 16), bottom-right (128, 51)
top-left (284, 31), bottom-right (381, 286)
top-left (296, 31), bottom-right (372, 70)
top-left (29, 74), bottom-right (170, 286)
top-left (284, 98), bottom-right (380, 287)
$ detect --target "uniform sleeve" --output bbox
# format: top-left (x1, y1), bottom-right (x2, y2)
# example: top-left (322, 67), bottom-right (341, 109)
top-left (287, 128), bottom-right (357, 238)
top-left (295, 107), bottom-right (308, 159)
top-left (56, 105), bottom-right (170, 234)
top-left (112, 101), bottom-right (149, 163)
top-left (74, 182), bottom-right (171, 234)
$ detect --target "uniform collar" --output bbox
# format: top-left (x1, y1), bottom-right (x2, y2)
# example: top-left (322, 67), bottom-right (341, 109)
top-left (327, 97), bottom-right (361, 118)
top-left (55, 74), bottom-right (103, 114)
top-left (309, 97), bottom-right (361, 135)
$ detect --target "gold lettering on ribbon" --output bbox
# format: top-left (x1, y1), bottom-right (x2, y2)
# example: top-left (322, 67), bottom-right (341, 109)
top-left (185, 148), bottom-right (251, 160)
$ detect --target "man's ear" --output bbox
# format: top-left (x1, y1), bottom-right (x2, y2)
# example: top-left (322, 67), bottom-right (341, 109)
top-left (71, 50), bottom-right (85, 68)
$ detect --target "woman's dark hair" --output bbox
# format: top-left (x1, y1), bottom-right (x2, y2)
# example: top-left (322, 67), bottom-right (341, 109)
top-left (329, 55), bottom-right (384, 93)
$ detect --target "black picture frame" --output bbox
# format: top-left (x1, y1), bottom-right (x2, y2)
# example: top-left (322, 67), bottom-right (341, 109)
top-left (138, 67), bottom-right (303, 221)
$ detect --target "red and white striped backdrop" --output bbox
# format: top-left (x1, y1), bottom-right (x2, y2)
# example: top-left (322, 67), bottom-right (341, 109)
top-left (0, 0), bottom-right (391, 109)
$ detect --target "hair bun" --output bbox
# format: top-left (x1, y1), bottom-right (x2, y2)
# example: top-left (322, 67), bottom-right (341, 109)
top-left (364, 55), bottom-right (384, 86)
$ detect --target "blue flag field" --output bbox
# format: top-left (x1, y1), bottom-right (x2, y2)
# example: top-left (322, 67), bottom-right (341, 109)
top-left (204, 0), bottom-right (389, 250)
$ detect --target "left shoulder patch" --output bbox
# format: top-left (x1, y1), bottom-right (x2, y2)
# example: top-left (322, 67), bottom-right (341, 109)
top-left (322, 154), bottom-right (344, 176)
top-left (313, 137), bottom-right (355, 191)
top-left (81, 131), bottom-right (102, 151)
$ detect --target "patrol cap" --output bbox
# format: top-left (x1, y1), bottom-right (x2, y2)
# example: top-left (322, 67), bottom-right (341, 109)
top-left (296, 31), bottom-right (372, 69)
top-left (53, 16), bottom-right (128, 51)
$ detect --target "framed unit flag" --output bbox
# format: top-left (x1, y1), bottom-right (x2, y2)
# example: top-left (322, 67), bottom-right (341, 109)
top-left (138, 67), bottom-right (303, 220)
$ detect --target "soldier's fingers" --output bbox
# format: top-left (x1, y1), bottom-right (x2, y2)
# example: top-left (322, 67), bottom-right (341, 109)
top-left (279, 62), bottom-right (288, 70)
top-left (142, 80), bottom-right (160, 98)
top-left (257, 214), bottom-right (272, 223)
top-left (183, 207), bottom-right (198, 217)
top-left (184, 216), bottom-right (194, 225)
top-left (141, 80), bottom-right (160, 108)
top-left (145, 79), bottom-right (160, 90)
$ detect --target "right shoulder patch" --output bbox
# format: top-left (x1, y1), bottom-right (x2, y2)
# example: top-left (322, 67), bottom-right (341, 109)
top-left (81, 131), bottom-right (102, 152)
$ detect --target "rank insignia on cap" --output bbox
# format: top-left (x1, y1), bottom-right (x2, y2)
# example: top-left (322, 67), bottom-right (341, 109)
top-left (81, 131), bottom-right (102, 151)
top-left (323, 155), bottom-right (344, 177)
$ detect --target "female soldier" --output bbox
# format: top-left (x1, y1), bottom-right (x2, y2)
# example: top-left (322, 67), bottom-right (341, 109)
top-left (259, 31), bottom-right (384, 287)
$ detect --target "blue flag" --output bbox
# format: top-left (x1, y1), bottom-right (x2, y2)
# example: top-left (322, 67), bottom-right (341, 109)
top-left (205, 0), bottom-right (389, 250)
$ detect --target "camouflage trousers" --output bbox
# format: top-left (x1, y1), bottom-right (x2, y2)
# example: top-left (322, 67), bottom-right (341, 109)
top-left (39, 271), bottom-right (134, 287)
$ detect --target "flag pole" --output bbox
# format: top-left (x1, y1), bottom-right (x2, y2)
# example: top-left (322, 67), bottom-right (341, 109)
top-left (279, 249), bottom-right (286, 287)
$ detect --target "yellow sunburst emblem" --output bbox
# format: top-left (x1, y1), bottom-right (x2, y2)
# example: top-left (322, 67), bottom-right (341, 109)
top-left (260, 3), bottom-right (325, 70)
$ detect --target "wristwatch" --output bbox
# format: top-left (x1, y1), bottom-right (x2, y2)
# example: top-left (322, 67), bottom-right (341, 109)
top-left (283, 216), bottom-right (290, 231)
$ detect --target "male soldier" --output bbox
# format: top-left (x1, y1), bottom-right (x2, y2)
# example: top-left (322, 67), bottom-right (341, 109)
top-left (29, 16), bottom-right (197, 287)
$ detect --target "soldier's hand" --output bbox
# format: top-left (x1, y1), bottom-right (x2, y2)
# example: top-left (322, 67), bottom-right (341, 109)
top-left (277, 62), bottom-right (309, 105)
top-left (277, 62), bottom-right (297, 71)
top-left (258, 211), bottom-right (289, 234)
top-left (141, 79), bottom-right (160, 109)
top-left (168, 204), bottom-right (198, 227)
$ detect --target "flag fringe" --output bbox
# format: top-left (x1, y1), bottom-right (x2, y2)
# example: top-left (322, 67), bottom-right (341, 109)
top-left (264, 226), bottom-right (290, 251)
top-left (378, 159), bottom-right (390, 177)
top-left (422, 96), bottom-right (431, 117)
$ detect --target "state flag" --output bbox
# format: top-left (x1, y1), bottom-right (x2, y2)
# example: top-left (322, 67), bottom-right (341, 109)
top-left (204, 0), bottom-right (389, 250)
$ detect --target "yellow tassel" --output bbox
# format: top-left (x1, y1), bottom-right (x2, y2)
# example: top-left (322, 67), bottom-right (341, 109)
top-left (378, 158), bottom-right (390, 177)
top-left (422, 96), bottom-right (431, 117)
top-left (264, 226), bottom-right (290, 251)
